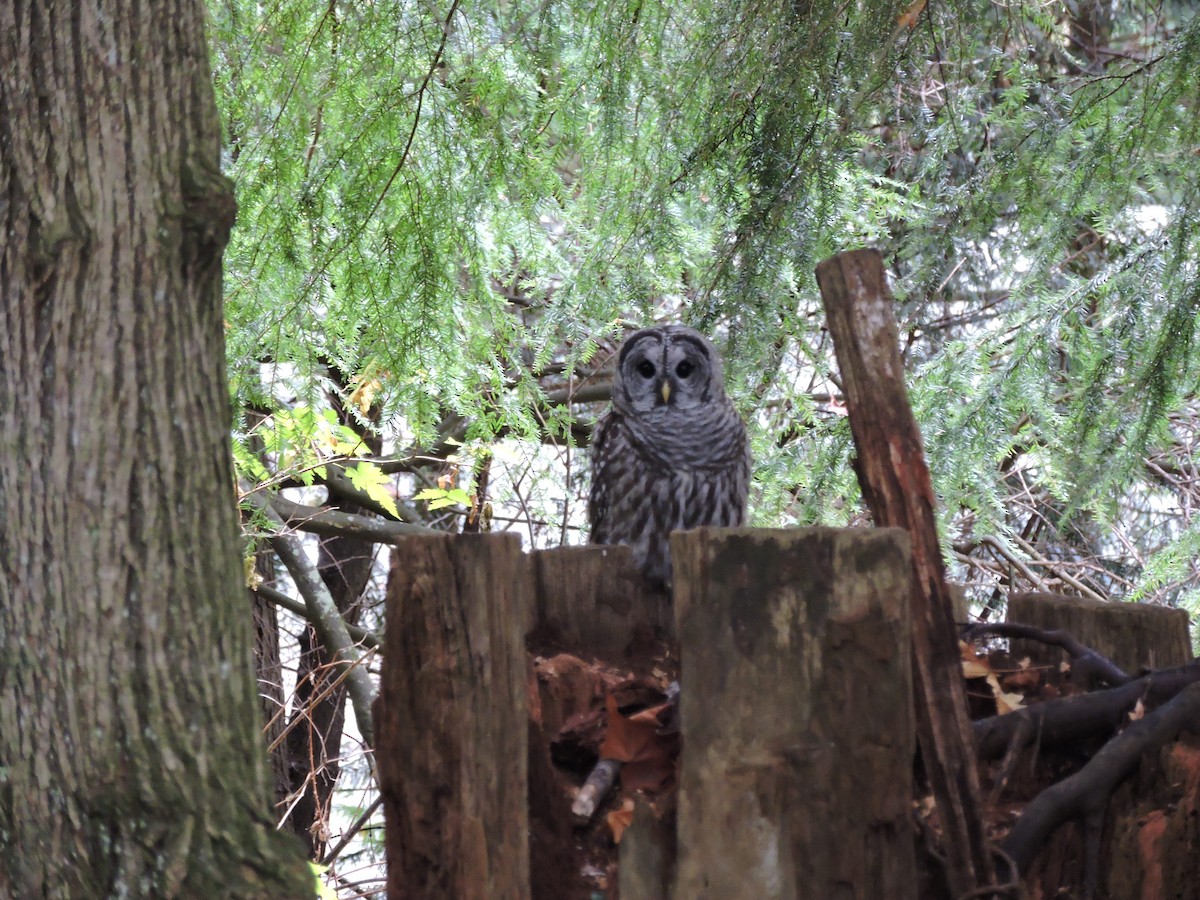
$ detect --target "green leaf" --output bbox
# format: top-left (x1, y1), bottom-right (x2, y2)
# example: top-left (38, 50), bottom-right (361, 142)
top-left (308, 862), bottom-right (337, 900)
top-left (346, 462), bottom-right (400, 519)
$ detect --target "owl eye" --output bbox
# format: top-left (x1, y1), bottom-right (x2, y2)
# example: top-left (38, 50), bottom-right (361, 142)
top-left (676, 360), bottom-right (694, 378)
top-left (636, 360), bottom-right (656, 378)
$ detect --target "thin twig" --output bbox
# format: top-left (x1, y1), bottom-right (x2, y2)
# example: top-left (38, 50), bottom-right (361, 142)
top-left (322, 794), bottom-right (384, 865)
top-left (255, 583), bottom-right (380, 649)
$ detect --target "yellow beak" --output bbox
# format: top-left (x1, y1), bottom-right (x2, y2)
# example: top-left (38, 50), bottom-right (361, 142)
top-left (660, 381), bottom-right (671, 404)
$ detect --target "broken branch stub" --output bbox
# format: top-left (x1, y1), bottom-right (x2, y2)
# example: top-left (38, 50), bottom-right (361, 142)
top-left (817, 248), bottom-right (996, 894)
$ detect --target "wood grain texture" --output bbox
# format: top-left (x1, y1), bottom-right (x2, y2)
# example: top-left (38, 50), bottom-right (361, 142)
top-left (671, 527), bottom-right (917, 900)
top-left (0, 2), bottom-right (307, 895)
top-left (1008, 591), bottom-right (1192, 674)
top-left (379, 534), bottom-right (533, 900)
top-left (532, 544), bottom-right (672, 661)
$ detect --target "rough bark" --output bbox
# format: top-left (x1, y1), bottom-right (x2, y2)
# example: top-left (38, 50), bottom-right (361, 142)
top-left (671, 527), bottom-right (917, 899)
top-left (1018, 731), bottom-right (1200, 900)
top-left (244, 406), bottom-right (293, 812)
top-left (618, 796), bottom-right (674, 900)
top-left (252, 552), bottom-right (293, 809)
top-left (1089, 734), bottom-right (1200, 900)
top-left (1006, 591), bottom-right (1192, 676)
top-left (0, 2), bottom-right (310, 896)
top-left (817, 248), bottom-right (996, 894)
top-left (378, 534), bottom-right (533, 899)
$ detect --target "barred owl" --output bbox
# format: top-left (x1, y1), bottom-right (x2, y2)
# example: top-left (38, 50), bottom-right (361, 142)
top-left (588, 325), bottom-right (751, 586)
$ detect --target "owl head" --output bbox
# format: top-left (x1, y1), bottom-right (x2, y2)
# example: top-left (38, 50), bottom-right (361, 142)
top-left (612, 325), bottom-right (726, 418)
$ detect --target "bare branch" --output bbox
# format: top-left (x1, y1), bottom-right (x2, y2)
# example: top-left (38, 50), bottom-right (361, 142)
top-left (268, 492), bottom-right (434, 542)
top-left (322, 461), bottom-right (429, 523)
top-left (321, 794), bottom-right (384, 866)
top-left (254, 583), bottom-right (380, 650)
top-left (961, 621), bottom-right (1130, 688)
top-left (244, 490), bottom-right (378, 749)
top-left (1002, 681), bottom-right (1200, 883)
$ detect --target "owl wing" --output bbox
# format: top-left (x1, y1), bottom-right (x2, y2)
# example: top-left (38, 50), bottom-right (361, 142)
top-left (587, 410), bottom-right (623, 544)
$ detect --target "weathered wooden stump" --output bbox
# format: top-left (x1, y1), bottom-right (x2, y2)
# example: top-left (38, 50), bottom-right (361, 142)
top-left (1090, 733), bottom-right (1200, 898)
top-left (531, 544), bottom-right (671, 661)
top-left (377, 534), bottom-right (533, 900)
top-left (1007, 591), bottom-right (1192, 674)
top-left (670, 526), bottom-right (917, 899)
top-left (619, 796), bottom-right (674, 900)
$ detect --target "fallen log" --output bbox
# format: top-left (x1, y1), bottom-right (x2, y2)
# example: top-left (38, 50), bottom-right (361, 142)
top-left (1002, 682), bottom-right (1200, 899)
top-left (975, 660), bottom-right (1200, 761)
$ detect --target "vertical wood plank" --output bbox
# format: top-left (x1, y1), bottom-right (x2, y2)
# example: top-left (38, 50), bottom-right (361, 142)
top-left (532, 544), bottom-right (672, 661)
top-left (618, 796), bottom-right (674, 900)
top-left (672, 527), bottom-right (916, 899)
top-left (378, 534), bottom-right (532, 900)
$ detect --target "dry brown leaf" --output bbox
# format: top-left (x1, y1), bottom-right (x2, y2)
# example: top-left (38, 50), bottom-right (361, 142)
top-left (961, 641), bottom-right (993, 679)
top-left (607, 797), bottom-right (636, 844)
top-left (1001, 668), bottom-right (1041, 690)
top-left (600, 695), bottom-right (660, 762)
top-left (600, 695), bottom-right (678, 794)
top-left (629, 702), bottom-right (671, 726)
top-left (1128, 698), bottom-right (1146, 722)
top-left (600, 696), bottom-right (676, 763)
top-left (987, 673), bottom-right (1026, 714)
top-left (621, 753), bottom-right (676, 794)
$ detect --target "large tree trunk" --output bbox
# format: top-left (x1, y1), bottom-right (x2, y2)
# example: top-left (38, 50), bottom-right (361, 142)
top-left (0, 3), bottom-right (310, 897)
